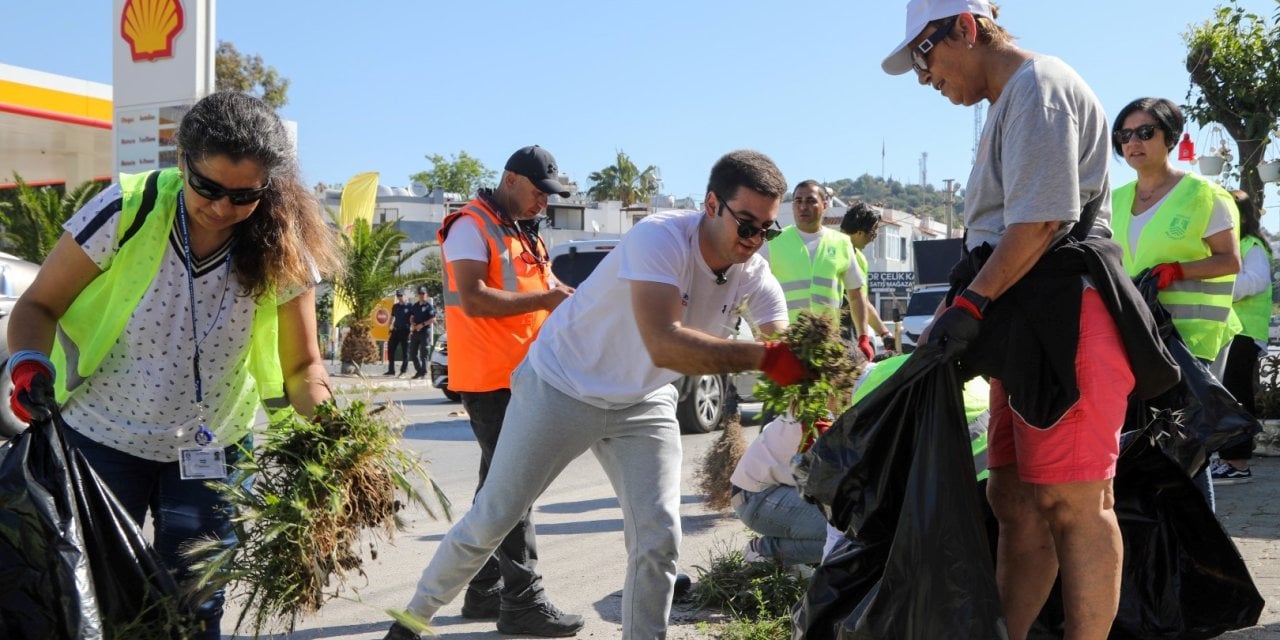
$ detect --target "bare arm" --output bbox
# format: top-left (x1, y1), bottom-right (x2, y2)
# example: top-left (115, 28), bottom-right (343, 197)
top-left (451, 259), bottom-right (572, 318)
top-left (8, 232), bottom-right (103, 358)
top-left (1178, 228), bottom-right (1241, 281)
top-left (965, 221), bottom-right (1064, 300)
top-left (631, 280), bottom-right (768, 375)
top-left (847, 288), bottom-right (870, 338)
top-left (277, 287), bottom-right (330, 419)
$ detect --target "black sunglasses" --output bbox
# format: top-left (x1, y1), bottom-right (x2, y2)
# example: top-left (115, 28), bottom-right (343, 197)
top-left (1113, 124), bottom-right (1158, 144)
top-left (910, 17), bottom-right (957, 73)
top-left (183, 153), bottom-right (271, 205)
top-left (716, 193), bottom-right (781, 241)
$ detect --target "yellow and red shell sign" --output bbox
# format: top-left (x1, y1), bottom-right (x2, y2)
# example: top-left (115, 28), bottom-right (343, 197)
top-left (121, 0), bottom-right (185, 62)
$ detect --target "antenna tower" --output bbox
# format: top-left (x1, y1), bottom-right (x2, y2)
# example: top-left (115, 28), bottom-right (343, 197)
top-left (919, 152), bottom-right (928, 186)
top-left (972, 103), bottom-right (985, 163)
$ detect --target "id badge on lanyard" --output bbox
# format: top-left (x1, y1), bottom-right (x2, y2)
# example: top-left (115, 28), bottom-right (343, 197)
top-left (176, 190), bottom-right (229, 481)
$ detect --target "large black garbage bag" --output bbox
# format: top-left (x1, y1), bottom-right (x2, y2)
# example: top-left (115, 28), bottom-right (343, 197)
top-left (0, 412), bottom-right (183, 639)
top-left (1023, 430), bottom-right (1263, 640)
top-left (794, 345), bottom-right (1006, 640)
top-left (1134, 273), bottom-right (1260, 476)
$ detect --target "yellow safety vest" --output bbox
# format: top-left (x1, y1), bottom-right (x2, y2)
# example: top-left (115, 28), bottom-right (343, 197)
top-left (1113, 174), bottom-right (1241, 360)
top-left (51, 168), bottom-right (292, 427)
top-left (1235, 235), bottom-right (1273, 342)
top-left (768, 226), bottom-right (853, 323)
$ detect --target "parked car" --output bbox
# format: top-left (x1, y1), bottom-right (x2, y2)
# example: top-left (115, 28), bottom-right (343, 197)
top-left (0, 253), bottom-right (46, 437)
top-left (897, 284), bottom-right (949, 353)
top-left (430, 239), bottom-right (759, 433)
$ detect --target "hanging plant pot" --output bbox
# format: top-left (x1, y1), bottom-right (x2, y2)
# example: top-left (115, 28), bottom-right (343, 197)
top-left (1198, 156), bottom-right (1226, 176)
top-left (1258, 160), bottom-right (1280, 183)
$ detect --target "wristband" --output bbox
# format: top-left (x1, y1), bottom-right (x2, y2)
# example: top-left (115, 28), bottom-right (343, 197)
top-left (958, 289), bottom-right (990, 316)
top-left (8, 349), bottom-right (54, 376)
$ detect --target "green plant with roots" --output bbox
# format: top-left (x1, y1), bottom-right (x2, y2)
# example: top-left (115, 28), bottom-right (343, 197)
top-left (690, 540), bottom-right (809, 622)
top-left (186, 398), bottom-right (451, 636)
top-left (752, 311), bottom-right (859, 451)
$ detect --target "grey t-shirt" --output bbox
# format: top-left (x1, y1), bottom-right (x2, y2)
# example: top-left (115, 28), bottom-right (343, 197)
top-left (964, 55), bottom-right (1112, 250)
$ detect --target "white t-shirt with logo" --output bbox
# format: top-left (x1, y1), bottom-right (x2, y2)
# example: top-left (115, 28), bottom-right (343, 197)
top-left (527, 210), bottom-right (787, 408)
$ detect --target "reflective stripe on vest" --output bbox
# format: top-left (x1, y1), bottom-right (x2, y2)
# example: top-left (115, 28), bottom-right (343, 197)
top-left (768, 226), bottom-right (852, 323)
top-left (1113, 175), bottom-right (1241, 360)
top-left (51, 168), bottom-right (290, 427)
top-left (438, 199), bottom-right (551, 392)
top-left (1235, 235), bottom-right (1274, 341)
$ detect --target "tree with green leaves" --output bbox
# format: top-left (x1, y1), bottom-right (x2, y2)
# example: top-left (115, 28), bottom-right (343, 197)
top-left (0, 174), bottom-right (105, 263)
top-left (587, 151), bottom-right (659, 207)
top-left (331, 216), bottom-right (436, 366)
top-left (1184, 0), bottom-right (1280, 208)
top-left (409, 151), bottom-right (496, 199)
top-left (215, 41), bottom-right (290, 109)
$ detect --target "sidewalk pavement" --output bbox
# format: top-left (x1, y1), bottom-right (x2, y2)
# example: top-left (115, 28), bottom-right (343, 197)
top-left (323, 361), bottom-right (438, 395)
top-left (1215, 455), bottom-right (1280, 638)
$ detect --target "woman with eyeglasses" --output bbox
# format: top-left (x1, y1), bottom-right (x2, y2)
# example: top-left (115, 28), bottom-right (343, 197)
top-left (1109, 96), bottom-right (1242, 513)
top-left (880, 1), bottom-right (1178, 639)
top-left (6, 90), bottom-right (342, 639)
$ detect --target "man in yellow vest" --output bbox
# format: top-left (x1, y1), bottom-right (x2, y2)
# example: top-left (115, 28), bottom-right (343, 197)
top-left (840, 202), bottom-right (896, 351)
top-left (419, 145), bottom-right (581, 637)
top-left (765, 180), bottom-right (871, 360)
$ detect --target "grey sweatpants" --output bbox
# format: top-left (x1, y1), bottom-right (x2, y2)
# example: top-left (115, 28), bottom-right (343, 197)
top-left (407, 360), bottom-right (683, 639)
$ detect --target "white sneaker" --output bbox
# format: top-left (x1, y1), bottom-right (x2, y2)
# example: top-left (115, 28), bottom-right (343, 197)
top-left (742, 539), bottom-right (767, 564)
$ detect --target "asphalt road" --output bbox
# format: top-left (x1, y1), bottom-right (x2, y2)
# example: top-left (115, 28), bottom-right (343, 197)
top-left (221, 381), bottom-right (754, 639)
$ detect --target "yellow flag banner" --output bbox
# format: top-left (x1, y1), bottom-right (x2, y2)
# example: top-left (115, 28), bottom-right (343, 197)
top-left (333, 172), bottom-right (380, 329)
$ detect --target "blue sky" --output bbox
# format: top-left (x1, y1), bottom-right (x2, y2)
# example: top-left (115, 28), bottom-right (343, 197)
top-left (6, 1), bottom-right (1279, 226)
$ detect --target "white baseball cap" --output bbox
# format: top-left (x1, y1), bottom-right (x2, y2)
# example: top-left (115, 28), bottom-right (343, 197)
top-left (881, 0), bottom-right (994, 75)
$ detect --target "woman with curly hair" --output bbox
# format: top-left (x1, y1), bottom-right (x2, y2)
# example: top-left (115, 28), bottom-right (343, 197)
top-left (6, 90), bottom-right (342, 639)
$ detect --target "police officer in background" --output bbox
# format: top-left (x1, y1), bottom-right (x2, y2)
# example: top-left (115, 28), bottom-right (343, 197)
top-left (408, 286), bottom-right (436, 380)
top-left (385, 289), bottom-right (412, 377)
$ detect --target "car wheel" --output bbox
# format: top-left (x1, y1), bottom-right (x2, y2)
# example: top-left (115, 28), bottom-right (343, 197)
top-left (442, 386), bottom-right (461, 403)
top-left (677, 374), bottom-right (726, 434)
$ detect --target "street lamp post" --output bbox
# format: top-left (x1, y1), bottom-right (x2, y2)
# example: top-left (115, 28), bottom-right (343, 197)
top-left (942, 178), bottom-right (957, 237)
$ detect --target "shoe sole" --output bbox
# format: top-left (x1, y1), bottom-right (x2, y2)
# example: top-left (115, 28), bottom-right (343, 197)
top-left (1212, 477), bottom-right (1252, 485)
top-left (495, 624), bottom-right (583, 637)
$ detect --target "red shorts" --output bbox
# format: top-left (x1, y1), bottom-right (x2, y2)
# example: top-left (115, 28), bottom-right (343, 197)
top-left (987, 288), bottom-right (1134, 484)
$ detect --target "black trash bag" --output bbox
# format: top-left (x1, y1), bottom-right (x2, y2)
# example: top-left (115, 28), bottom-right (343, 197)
top-left (1018, 429), bottom-right (1264, 640)
top-left (0, 412), bottom-right (185, 639)
top-left (1133, 272), bottom-right (1260, 476)
top-left (794, 345), bottom-right (1006, 640)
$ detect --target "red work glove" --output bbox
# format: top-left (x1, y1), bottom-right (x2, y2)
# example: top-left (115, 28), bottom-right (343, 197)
top-left (799, 418), bottom-right (832, 452)
top-left (857, 334), bottom-right (874, 361)
top-left (760, 341), bottom-right (809, 386)
top-left (1150, 262), bottom-right (1185, 290)
top-left (10, 360), bottom-right (55, 424)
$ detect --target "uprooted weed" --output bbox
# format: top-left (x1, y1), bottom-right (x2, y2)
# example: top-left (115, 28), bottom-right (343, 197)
top-left (689, 539), bottom-right (809, 640)
top-left (696, 413), bottom-right (748, 512)
top-left (186, 398), bottom-right (451, 636)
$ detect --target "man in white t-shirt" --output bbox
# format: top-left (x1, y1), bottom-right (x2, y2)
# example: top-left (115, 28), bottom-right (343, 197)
top-left (386, 150), bottom-right (811, 640)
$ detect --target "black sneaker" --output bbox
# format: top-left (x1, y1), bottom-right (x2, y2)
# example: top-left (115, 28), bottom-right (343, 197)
top-left (384, 370), bottom-right (397, 376)
top-left (497, 601), bottom-right (584, 637)
top-left (382, 622), bottom-right (421, 640)
top-left (461, 589), bottom-right (501, 619)
top-left (1211, 460), bottom-right (1253, 485)
top-left (672, 573), bottom-right (692, 602)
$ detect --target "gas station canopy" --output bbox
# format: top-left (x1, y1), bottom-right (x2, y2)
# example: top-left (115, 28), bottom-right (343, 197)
top-left (0, 63), bottom-right (112, 188)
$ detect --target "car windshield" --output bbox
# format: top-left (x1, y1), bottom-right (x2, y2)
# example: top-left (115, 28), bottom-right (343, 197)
top-left (905, 289), bottom-right (947, 316)
top-left (551, 251), bottom-right (610, 288)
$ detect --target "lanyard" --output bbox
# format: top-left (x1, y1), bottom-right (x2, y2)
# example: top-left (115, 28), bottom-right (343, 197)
top-left (176, 191), bottom-right (230, 446)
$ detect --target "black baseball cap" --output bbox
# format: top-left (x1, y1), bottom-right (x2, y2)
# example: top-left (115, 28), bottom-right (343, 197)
top-left (395, 289), bottom-right (405, 296)
top-left (417, 286), bottom-right (427, 294)
top-left (505, 145), bottom-right (571, 198)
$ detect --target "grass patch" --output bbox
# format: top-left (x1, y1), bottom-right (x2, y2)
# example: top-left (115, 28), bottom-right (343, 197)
top-left (688, 540), bottom-right (808, 640)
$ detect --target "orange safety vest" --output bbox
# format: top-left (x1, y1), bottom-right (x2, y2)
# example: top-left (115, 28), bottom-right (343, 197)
top-left (438, 197), bottom-right (551, 392)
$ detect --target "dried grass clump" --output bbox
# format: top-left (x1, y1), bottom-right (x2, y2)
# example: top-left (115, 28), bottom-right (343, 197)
top-left (696, 414), bottom-right (748, 512)
top-left (188, 398), bottom-right (451, 636)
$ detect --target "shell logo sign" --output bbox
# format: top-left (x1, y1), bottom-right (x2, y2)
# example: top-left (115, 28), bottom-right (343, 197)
top-left (121, 0), bottom-right (185, 62)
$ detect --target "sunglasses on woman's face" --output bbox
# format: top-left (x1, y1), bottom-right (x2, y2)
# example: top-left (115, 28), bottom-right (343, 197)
top-left (1113, 124), bottom-right (1158, 145)
top-left (183, 153), bottom-right (271, 205)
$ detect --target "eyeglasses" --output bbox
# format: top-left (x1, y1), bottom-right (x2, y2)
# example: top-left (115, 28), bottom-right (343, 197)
top-left (716, 193), bottom-right (782, 241)
top-left (183, 153), bottom-right (271, 205)
top-left (513, 228), bottom-right (548, 270)
top-left (1113, 124), bottom-right (1158, 144)
top-left (910, 17), bottom-right (957, 73)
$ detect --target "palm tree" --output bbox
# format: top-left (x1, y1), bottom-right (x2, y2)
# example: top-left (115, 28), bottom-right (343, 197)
top-left (0, 174), bottom-right (106, 262)
top-left (331, 216), bottom-right (435, 367)
top-left (587, 151), bottom-right (660, 207)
